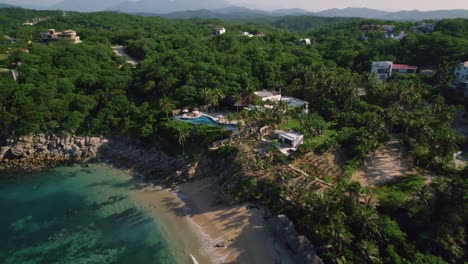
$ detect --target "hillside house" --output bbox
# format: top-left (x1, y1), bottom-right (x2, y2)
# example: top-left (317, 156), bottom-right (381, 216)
top-left (392, 64), bottom-right (418, 74)
top-left (246, 91), bottom-right (307, 112)
top-left (455, 61), bottom-right (468, 82)
top-left (213, 27), bottom-right (226, 35)
top-left (241, 31), bottom-right (254, 37)
top-left (371, 61), bottom-right (418, 81)
top-left (384, 31), bottom-right (406, 40)
top-left (255, 91), bottom-right (282, 102)
top-left (411, 22), bottom-right (436, 33)
top-left (299, 38), bottom-right (311, 45)
top-left (40, 29), bottom-right (81, 43)
top-left (278, 130), bottom-right (304, 149)
top-left (381, 25), bottom-right (395, 32)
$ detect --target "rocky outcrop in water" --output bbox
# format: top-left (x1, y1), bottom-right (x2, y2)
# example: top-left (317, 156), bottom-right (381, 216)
top-left (268, 214), bottom-right (324, 264)
top-left (0, 134), bottom-right (107, 170)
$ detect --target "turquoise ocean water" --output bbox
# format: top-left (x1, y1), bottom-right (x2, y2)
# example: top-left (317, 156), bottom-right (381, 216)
top-left (0, 165), bottom-right (177, 264)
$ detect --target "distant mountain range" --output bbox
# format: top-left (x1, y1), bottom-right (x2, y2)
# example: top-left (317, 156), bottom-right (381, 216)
top-left (314, 7), bottom-right (468, 20)
top-left (159, 7), bottom-right (468, 20)
top-left (0, 3), bottom-right (16, 8)
top-left (1, 2), bottom-right (468, 20)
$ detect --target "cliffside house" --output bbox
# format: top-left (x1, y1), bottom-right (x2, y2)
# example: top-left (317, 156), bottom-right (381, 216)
top-left (213, 27), bottom-right (226, 35)
top-left (40, 29), bottom-right (81, 43)
top-left (241, 32), bottom-right (254, 37)
top-left (278, 130), bottom-right (304, 149)
top-left (371, 61), bottom-right (418, 81)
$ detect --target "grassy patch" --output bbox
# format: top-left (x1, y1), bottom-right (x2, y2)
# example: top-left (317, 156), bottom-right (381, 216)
top-left (0, 68), bottom-right (10, 73)
top-left (0, 54), bottom-right (7, 61)
top-left (307, 130), bottom-right (335, 145)
top-left (374, 174), bottom-right (425, 208)
top-left (279, 118), bottom-right (301, 130)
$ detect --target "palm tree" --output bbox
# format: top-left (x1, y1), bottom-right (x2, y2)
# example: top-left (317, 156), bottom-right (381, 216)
top-left (232, 93), bottom-right (242, 112)
top-left (160, 97), bottom-right (175, 119)
top-left (177, 127), bottom-right (190, 156)
top-left (432, 96), bottom-right (445, 113)
top-left (357, 240), bottom-right (382, 264)
top-left (208, 88), bottom-right (225, 112)
top-left (356, 206), bottom-right (382, 240)
top-left (199, 88), bottom-right (211, 110)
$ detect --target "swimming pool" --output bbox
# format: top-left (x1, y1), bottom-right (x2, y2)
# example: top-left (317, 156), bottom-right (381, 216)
top-left (177, 115), bottom-right (237, 130)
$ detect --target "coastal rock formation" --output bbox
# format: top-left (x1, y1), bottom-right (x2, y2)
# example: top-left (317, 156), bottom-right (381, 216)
top-left (268, 214), bottom-right (324, 264)
top-left (97, 139), bottom-right (190, 185)
top-left (0, 134), bottom-right (107, 170)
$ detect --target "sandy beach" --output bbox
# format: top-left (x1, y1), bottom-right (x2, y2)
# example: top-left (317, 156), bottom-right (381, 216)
top-left (131, 176), bottom-right (296, 264)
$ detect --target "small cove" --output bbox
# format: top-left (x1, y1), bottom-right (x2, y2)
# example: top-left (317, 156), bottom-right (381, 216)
top-left (0, 164), bottom-right (204, 264)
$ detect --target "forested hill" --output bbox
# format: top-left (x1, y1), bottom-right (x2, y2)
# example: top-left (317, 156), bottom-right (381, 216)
top-left (0, 8), bottom-right (467, 264)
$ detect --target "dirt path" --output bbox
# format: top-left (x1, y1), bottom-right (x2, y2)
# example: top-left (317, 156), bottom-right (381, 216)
top-left (351, 139), bottom-right (416, 187)
top-left (111, 45), bottom-right (139, 65)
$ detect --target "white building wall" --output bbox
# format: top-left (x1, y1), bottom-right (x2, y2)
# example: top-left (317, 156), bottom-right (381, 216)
top-left (371, 61), bottom-right (393, 81)
top-left (455, 62), bottom-right (468, 82)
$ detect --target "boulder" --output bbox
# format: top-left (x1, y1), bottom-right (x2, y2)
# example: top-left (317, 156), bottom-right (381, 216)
top-left (9, 146), bottom-right (24, 158)
top-left (0, 146), bottom-right (10, 161)
top-left (268, 214), bottom-right (324, 264)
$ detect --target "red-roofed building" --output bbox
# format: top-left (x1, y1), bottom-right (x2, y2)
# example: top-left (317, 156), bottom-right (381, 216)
top-left (392, 64), bottom-right (418, 74)
top-left (371, 61), bottom-right (418, 81)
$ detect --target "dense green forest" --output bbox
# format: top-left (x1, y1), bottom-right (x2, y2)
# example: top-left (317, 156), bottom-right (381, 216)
top-left (0, 8), bottom-right (467, 263)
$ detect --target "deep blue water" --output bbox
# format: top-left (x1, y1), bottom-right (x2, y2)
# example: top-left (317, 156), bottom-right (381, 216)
top-left (0, 165), bottom-right (177, 264)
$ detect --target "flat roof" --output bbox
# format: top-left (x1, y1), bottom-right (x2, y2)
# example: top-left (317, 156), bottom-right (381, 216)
top-left (254, 91), bottom-right (280, 97)
top-left (279, 130), bottom-right (303, 140)
top-left (281, 97), bottom-right (307, 107)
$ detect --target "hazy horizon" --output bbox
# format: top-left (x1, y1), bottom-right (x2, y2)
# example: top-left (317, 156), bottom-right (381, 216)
top-left (2, 0), bottom-right (468, 12)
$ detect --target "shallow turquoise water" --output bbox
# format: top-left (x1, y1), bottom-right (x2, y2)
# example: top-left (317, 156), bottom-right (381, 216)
top-left (0, 165), bottom-right (177, 264)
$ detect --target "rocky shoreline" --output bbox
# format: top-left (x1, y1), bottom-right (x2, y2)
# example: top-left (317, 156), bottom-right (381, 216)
top-left (0, 134), bottom-right (107, 172)
top-left (0, 134), bottom-right (323, 264)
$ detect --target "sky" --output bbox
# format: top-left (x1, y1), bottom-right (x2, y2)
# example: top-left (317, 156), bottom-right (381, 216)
top-left (3, 0), bottom-right (468, 11)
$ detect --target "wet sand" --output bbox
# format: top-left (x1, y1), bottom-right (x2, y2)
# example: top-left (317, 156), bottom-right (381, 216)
top-left (131, 176), bottom-right (295, 264)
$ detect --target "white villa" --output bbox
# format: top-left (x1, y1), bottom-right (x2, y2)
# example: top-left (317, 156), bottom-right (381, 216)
top-left (241, 32), bottom-right (254, 37)
top-left (371, 61), bottom-right (418, 81)
top-left (40, 29), bottom-right (81, 43)
top-left (299, 38), bottom-right (311, 45)
top-left (269, 129), bottom-right (304, 155)
top-left (278, 130), bottom-right (304, 148)
top-left (455, 61), bottom-right (468, 83)
top-left (247, 91), bottom-right (308, 112)
top-left (254, 91), bottom-right (282, 102)
top-left (213, 27), bottom-right (226, 35)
